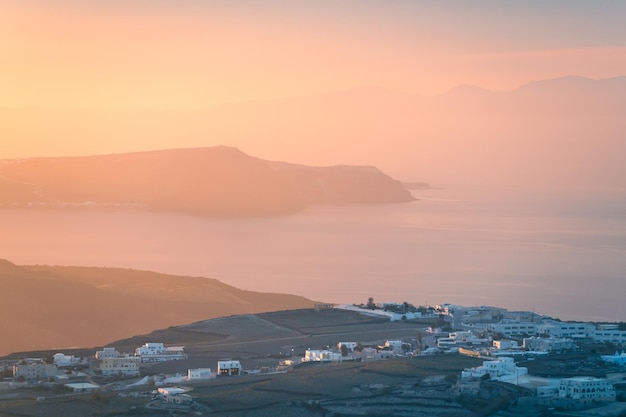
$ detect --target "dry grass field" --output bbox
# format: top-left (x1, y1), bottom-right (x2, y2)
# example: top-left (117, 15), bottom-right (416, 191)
top-left (0, 261), bottom-right (316, 356)
top-left (118, 308), bottom-right (445, 374)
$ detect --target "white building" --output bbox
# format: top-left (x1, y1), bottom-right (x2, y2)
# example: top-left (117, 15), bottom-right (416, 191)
top-left (489, 319), bottom-right (624, 344)
top-left (435, 304), bottom-right (464, 316)
top-left (95, 347), bottom-right (120, 360)
top-left (337, 342), bottom-right (358, 351)
top-left (488, 321), bottom-right (537, 338)
top-left (461, 357), bottom-right (528, 383)
top-left (493, 340), bottom-right (518, 350)
top-left (380, 340), bottom-right (403, 353)
top-left (303, 349), bottom-right (342, 362)
top-left (601, 351), bottom-right (626, 366)
top-left (13, 363), bottom-right (58, 382)
top-left (99, 356), bottom-right (141, 377)
top-left (462, 306), bottom-right (508, 324)
top-left (53, 353), bottom-right (81, 367)
top-left (360, 347), bottom-right (378, 361)
top-left (437, 331), bottom-right (490, 348)
top-left (187, 368), bottom-right (214, 380)
top-left (157, 387), bottom-right (193, 404)
top-left (217, 360), bottom-right (241, 376)
top-left (593, 329), bottom-right (626, 344)
top-left (134, 343), bottom-right (186, 363)
top-left (523, 337), bottom-right (576, 353)
top-left (536, 322), bottom-right (595, 339)
top-left (65, 382), bottom-right (100, 393)
top-left (559, 377), bottom-right (615, 400)
top-left (158, 387), bottom-right (186, 396)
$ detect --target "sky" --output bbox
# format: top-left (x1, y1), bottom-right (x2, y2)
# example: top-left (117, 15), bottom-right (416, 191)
top-left (1, 1), bottom-right (626, 344)
top-left (1, 1), bottom-right (626, 187)
top-left (2, 0), bottom-right (626, 111)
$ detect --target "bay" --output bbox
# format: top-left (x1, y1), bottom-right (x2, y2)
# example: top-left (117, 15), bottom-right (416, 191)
top-left (1, 185), bottom-right (625, 322)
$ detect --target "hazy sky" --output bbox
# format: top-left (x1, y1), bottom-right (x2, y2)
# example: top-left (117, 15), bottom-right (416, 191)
top-left (1, 1), bottom-right (625, 333)
top-left (2, 0), bottom-right (626, 110)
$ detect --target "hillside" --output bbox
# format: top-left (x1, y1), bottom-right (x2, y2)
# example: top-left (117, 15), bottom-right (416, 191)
top-left (2, 76), bottom-right (625, 189)
top-left (0, 146), bottom-right (413, 216)
top-left (0, 259), bottom-right (316, 356)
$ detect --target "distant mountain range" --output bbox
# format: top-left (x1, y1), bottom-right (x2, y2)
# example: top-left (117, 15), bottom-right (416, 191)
top-left (0, 147), bottom-right (414, 216)
top-left (0, 259), bottom-right (316, 356)
top-left (2, 75), bottom-right (625, 189)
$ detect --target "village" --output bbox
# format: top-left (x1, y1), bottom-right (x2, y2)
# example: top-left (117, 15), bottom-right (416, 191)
top-left (1, 302), bottom-right (625, 416)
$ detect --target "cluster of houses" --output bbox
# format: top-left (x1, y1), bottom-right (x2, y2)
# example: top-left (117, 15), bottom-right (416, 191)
top-left (9, 341), bottom-right (244, 387)
top-left (4, 302), bottom-right (625, 411)
top-left (435, 303), bottom-right (626, 345)
top-left (433, 304), bottom-right (625, 404)
top-left (457, 356), bottom-right (617, 402)
top-left (7, 340), bottom-right (244, 408)
top-left (11, 342), bottom-right (190, 383)
top-left (302, 340), bottom-right (413, 364)
top-left (94, 343), bottom-right (187, 377)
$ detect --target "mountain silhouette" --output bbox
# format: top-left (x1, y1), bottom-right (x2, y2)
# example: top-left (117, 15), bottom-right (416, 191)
top-left (0, 147), bottom-right (413, 216)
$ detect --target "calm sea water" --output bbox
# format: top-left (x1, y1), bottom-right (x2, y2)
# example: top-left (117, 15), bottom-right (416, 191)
top-left (1, 186), bottom-right (625, 322)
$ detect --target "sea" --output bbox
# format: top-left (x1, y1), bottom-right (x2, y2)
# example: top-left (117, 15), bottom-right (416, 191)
top-left (1, 185), bottom-right (625, 322)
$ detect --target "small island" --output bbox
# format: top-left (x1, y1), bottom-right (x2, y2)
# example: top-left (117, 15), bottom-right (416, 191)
top-left (0, 146), bottom-right (414, 217)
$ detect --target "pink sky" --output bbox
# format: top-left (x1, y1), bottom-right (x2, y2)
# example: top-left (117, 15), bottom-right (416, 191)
top-left (2, 1), bottom-right (625, 111)
top-left (1, 1), bottom-right (625, 190)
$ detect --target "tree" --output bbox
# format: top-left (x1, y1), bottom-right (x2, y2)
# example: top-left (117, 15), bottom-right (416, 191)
top-left (367, 297), bottom-right (375, 310)
top-left (340, 344), bottom-right (349, 357)
top-left (0, 368), bottom-right (13, 380)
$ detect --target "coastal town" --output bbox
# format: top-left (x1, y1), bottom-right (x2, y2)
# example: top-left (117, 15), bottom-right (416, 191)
top-left (1, 302), bottom-right (625, 416)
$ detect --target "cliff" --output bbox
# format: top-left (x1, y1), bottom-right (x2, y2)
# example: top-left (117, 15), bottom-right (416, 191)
top-left (0, 146), bottom-right (413, 216)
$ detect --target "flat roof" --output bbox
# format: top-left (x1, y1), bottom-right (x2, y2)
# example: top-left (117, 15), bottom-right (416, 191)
top-left (65, 383), bottom-right (100, 389)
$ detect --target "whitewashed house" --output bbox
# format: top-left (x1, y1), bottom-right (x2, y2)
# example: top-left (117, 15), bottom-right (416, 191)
top-left (303, 349), bottom-right (342, 362)
top-left (134, 343), bottom-right (186, 363)
top-left (53, 353), bottom-right (81, 367)
top-left (157, 387), bottom-right (193, 404)
top-left (493, 340), bottom-right (518, 350)
top-left (559, 377), bottom-right (615, 400)
top-left (337, 342), bottom-right (358, 351)
top-left (187, 368), bottom-right (214, 380)
top-left (13, 363), bottom-right (58, 382)
top-left (381, 340), bottom-right (403, 353)
top-left (461, 357), bottom-right (527, 383)
top-left (523, 336), bottom-right (575, 353)
top-left (95, 347), bottom-right (120, 360)
top-left (217, 360), bottom-right (241, 376)
top-left (99, 356), bottom-right (141, 377)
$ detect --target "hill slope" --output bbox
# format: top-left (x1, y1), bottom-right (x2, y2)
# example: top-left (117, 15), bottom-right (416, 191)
top-left (0, 259), bottom-right (316, 356)
top-left (4, 76), bottom-right (624, 189)
top-left (0, 146), bottom-right (413, 216)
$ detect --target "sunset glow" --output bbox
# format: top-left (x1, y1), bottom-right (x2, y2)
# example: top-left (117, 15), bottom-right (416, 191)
top-left (1, 1), bottom-right (626, 360)
top-left (2, 1), bottom-right (625, 112)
